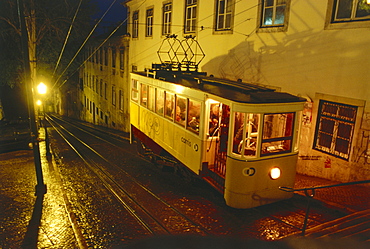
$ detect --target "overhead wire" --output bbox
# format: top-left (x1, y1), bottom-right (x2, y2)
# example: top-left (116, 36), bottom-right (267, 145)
top-left (57, 0), bottom-right (149, 89)
top-left (52, 0), bottom-right (118, 90)
top-left (55, 0), bottom-right (260, 88)
top-left (57, 16), bottom-right (129, 89)
top-left (52, 0), bottom-right (83, 79)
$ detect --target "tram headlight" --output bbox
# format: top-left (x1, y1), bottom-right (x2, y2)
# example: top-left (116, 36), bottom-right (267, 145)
top-left (269, 167), bottom-right (281, 180)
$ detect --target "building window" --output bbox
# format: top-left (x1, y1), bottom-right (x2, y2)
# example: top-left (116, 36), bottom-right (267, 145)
top-left (132, 11), bottom-right (139, 38)
top-left (331, 0), bottom-right (370, 22)
top-left (314, 100), bottom-right (357, 160)
top-left (100, 80), bottom-right (103, 97)
top-left (119, 48), bottom-right (124, 70)
top-left (112, 85), bottom-right (116, 106)
top-left (215, 0), bottom-right (234, 31)
top-left (112, 47), bottom-right (116, 68)
top-left (146, 8), bottom-right (154, 37)
top-left (119, 89), bottom-right (123, 110)
top-left (104, 47), bottom-right (108, 66)
top-left (104, 82), bottom-right (108, 100)
top-left (99, 47), bottom-right (103, 65)
top-left (261, 0), bottom-right (289, 28)
top-left (162, 3), bottom-right (172, 35)
top-left (185, 0), bottom-right (197, 33)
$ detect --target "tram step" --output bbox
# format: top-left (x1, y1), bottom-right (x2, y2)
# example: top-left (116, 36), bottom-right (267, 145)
top-left (305, 209), bottom-right (370, 241)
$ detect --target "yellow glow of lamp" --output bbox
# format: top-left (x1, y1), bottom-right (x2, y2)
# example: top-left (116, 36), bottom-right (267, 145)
top-left (37, 82), bottom-right (47, 95)
top-left (269, 167), bottom-right (281, 180)
top-left (36, 100), bottom-right (42, 106)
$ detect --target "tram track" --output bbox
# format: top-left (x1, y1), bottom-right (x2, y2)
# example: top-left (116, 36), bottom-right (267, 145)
top-left (46, 114), bottom-right (210, 238)
top-left (45, 114), bottom-right (349, 242)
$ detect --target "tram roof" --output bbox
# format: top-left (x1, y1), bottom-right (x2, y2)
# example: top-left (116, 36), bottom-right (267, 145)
top-left (134, 70), bottom-right (306, 104)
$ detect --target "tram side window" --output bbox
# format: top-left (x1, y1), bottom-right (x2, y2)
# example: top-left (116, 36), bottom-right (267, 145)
top-left (131, 79), bottom-right (138, 102)
top-left (140, 83), bottom-right (148, 107)
top-left (233, 112), bottom-right (259, 157)
top-left (209, 103), bottom-right (220, 136)
top-left (261, 112), bottom-right (294, 156)
top-left (156, 89), bottom-right (164, 115)
top-left (175, 96), bottom-right (187, 126)
top-left (187, 99), bottom-right (201, 134)
top-left (148, 86), bottom-right (155, 111)
top-left (164, 92), bottom-right (174, 120)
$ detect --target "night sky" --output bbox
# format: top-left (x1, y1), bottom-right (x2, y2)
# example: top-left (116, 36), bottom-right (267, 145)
top-left (92, 0), bottom-right (127, 24)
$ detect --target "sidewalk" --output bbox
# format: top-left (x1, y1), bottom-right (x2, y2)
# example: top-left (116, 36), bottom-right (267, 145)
top-left (1, 133), bottom-right (369, 247)
top-left (0, 129), bottom-right (79, 248)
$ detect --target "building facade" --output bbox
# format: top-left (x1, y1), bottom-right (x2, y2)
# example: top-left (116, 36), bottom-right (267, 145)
top-left (124, 0), bottom-right (370, 182)
top-left (79, 34), bottom-right (130, 132)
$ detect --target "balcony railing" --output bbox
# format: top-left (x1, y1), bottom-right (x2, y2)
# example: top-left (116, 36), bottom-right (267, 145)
top-left (280, 179), bottom-right (370, 235)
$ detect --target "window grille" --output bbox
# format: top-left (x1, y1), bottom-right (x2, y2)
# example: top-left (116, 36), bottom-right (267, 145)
top-left (314, 100), bottom-right (357, 160)
top-left (132, 11), bottom-right (139, 38)
top-left (185, 0), bottom-right (197, 33)
top-left (146, 8), bottom-right (153, 37)
top-left (163, 3), bottom-right (172, 35)
top-left (332, 0), bottom-right (370, 22)
top-left (216, 0), bottom-right (234, 31)
top-left (261, 0), bottom-right (288, 27)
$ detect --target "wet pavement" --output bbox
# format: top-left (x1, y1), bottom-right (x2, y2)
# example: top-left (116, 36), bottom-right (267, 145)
top-left (1, 128), bottom-right (370, 248)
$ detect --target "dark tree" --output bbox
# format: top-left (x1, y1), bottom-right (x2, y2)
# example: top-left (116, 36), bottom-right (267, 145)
top-left (0, 0), bottom-right (98, 119)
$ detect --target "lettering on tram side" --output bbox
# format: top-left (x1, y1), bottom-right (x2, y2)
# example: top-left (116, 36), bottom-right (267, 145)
top-left (180, 137), bottom-right (199, 152)
top-left (181, 137), bottom-right (192, 147)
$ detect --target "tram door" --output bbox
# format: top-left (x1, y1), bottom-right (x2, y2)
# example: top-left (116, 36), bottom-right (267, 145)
top-left (202, 100), bottom-right (230, 193)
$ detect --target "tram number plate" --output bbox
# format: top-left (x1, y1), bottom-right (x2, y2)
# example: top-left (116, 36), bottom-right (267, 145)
top-left (243, 167), bottom-right (256, 176)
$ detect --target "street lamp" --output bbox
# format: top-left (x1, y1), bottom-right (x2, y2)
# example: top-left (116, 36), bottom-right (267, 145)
top-left (37, 82), bottom-right (47, 95)
top-left (36, 82), bottom-right (50, 157)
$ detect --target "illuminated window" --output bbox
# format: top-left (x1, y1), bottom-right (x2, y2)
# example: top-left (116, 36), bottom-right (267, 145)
top-left (187, 99), bottom-right (201, 134)
top-left (132, 11), bottom-right (139, 38)
top-left (147, 86), bottom-right (155, 111)
top-left (131, 79), bottom-right (138, 102)
top-left (140, 83), bottom-right (148, 108)
top-left (261, 112), bottom-right (294, 156)
top-left (261, 0), bottom-right (289, 27)
top-left (163, 3), bottom-right (172, 35)
top-left (209, 102), bottom-right (220, 136)
top-left (331, 0), bottom-right (370, 22)
top-left (314, 100), bottom-right (357, 160)
top-left (185, 0), bottom-right (197, 33)
top-left (215, 0), bottom-right (234, 31)
top-left (165, 92), bottom-right (174, 120)
top-left (146, 8), bottom-right (154, 37)
top-left (233, 113), bottom-right (259, 157)
top-left (175, 96), bottom-right (187, 126)
top-left (156, 89), bottom-right (164, 115)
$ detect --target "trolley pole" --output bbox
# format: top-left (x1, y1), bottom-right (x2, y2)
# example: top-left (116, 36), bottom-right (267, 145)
top-left (17, 0), bottom-right (47, 196)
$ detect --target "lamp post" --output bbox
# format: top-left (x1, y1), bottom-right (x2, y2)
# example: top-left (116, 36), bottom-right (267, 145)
top-left (37, 82), bottom-right (50, 156)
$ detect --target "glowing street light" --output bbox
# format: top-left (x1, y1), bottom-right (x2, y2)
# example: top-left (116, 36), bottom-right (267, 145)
top-left (37, 82), bottom-right (47, 95)
top-left (36, 99), bottom-right (42, 106)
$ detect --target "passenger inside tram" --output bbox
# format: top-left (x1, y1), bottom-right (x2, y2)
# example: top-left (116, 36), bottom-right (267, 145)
top-left (209, 103), bottom-right (220, 136)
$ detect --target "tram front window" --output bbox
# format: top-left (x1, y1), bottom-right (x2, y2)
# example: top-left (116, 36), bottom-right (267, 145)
top-left (233, 112), bottom-right (259, 157)
top-left (261, 112), bottom-right (294, 156)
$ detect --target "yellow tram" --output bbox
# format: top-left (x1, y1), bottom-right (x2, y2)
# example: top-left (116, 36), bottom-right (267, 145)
top-left (130, 70), bottom-right (305, 209)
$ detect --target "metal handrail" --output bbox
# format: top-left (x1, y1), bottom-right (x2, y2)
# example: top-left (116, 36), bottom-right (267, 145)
top-left (280, 179), bottom-right (370, 236)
